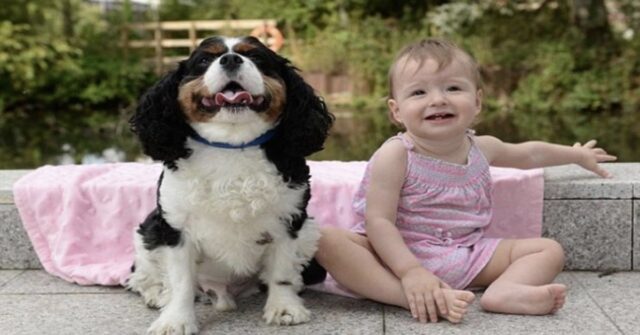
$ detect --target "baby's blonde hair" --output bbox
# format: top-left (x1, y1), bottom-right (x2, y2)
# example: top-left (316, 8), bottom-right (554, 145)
top-left (386, 38), bottom-right (482, 127)
top-left (388, 38), bottom-right (482, 99)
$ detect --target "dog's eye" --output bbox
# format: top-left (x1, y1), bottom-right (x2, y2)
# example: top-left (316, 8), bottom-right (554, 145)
top-left (198, 56), bottom-right (213, 65)
top-left (241, 49), bottom-right (264, 63)
top-left (242, 49), bottom-right (260, 58)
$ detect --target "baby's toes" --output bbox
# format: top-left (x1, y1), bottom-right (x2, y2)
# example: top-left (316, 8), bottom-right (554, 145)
top-left (551, 294), bottom-right (566, 313)
top-left (445, 310), bottom-right (464, 324)
top-left (450, 305), bottom-right (467, 316)
top-left (452, 299), bottom-right (469, 309)
top-left (458, 291), bottom-right (476, 303)
top-left (448, 304), bottom-right (470, 319)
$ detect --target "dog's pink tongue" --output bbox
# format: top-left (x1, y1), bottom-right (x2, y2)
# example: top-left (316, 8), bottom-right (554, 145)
top-left (215, 90), bottom-right (253, 105)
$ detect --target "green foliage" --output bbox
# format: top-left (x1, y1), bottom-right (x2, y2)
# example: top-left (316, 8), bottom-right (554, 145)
top-left (0, 0), bottom-right (156, 168)
top-left (312, 97), bottom-right (400, 161)
top-left (461, 2), bottom-right (640, 161)
top-left (309, 1), bottom-right (640, 162)
top-left (1, 0), bottom-right (639, 167)
top-left (0, 22), bottom-right (79, 99)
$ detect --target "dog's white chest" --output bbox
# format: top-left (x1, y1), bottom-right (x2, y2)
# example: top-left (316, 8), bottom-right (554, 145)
top-left (163, 147), bottom-right (290, 219)
top-left (160, 146), bottom-right (303, 276)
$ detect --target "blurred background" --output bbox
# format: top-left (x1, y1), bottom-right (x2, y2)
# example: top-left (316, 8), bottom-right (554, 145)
top-left (1, 0), bottom-right (638, 168)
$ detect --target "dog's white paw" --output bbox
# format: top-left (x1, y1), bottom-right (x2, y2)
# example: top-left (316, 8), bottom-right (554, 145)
top-left (147, 310), bottom-right (198, 335)
top-left (263, 302), bottom-right (311, 325)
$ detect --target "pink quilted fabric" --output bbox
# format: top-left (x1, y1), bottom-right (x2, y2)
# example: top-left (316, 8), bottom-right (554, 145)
top-left (12, 162), bottom-right (542, 293)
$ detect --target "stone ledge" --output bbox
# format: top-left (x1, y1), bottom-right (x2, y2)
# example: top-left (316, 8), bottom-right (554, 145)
top-left (0, 170), bottom-right (29, 205)
top-left (1, 163), bottom-right (638, 271)
top-left (544, 163), bottom-right (640, 199)
top-left (0, 205), bottom-right (40, 269)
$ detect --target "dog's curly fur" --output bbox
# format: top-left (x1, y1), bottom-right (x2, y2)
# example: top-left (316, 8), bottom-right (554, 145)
top-left (126, 36), bottom-right (333, 334)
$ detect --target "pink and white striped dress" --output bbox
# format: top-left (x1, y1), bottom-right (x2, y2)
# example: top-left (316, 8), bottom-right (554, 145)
top-left (351, 133), bottom-right (501, 289)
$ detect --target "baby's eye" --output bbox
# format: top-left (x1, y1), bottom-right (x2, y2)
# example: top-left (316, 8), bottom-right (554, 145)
top-left (447, 86), bottom-right (462, 92)
top-left (411, 89), bottom-right (426, 96)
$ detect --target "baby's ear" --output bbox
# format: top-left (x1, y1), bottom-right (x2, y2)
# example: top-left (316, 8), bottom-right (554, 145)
top-left (475, 89), bottom-right (483, 115)
top-left (387, 99), bottom-right (403, 126)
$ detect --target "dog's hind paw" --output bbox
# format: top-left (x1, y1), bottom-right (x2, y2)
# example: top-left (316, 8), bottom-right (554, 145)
top-left (214, 295), bottom-right (237, 312)
top-left (263, 303), bottom-right (311, 325)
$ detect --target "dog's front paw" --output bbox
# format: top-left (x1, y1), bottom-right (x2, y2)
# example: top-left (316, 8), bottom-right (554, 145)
top-left (147, 310), bottom-right (198, 335)
top-left (263, 301), bottom-right (311, 325)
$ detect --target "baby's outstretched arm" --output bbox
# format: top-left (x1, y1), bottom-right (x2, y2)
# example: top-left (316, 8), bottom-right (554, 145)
top-left (476, 136), bottom-right (617, 177)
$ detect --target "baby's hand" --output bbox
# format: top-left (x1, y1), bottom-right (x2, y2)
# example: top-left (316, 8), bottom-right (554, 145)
top-left (573, 140), bottom-right (617, 178)
top-left (400, 266), bottom-right (448, 323)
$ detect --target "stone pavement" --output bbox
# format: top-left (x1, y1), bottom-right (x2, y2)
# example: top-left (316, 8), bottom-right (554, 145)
top-left (1, 270), bottom-right (638, 334)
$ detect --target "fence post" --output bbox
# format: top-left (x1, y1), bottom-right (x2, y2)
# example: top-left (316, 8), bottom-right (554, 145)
top-left (189, 21), bottom-right (197, 53)
top-left (154, 21), bottom-right (163, 75)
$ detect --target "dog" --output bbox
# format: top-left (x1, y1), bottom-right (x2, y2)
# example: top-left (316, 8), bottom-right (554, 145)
top-left (126, 36), bottom-right (333, 335)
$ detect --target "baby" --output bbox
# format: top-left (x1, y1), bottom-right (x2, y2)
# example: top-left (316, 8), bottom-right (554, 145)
top-left (316, 38), bottom-right (616, 324)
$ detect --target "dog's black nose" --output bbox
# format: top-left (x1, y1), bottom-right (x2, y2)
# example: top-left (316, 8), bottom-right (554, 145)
top-left (219, 54), bottom-right (243, 72)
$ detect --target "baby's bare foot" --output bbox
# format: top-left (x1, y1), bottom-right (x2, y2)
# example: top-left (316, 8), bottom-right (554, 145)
top-left (481, 283), bottom-right (567, 315)
top-left (548, 284), bottom-right (567, 314)
top-left (440, 289), bottom-right (475, 323)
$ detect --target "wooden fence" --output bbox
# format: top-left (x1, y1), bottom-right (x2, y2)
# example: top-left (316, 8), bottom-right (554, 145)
top-left (123, 20), bottom-right (356, 98)
top-left (124, 20), bottom-right (283, 74)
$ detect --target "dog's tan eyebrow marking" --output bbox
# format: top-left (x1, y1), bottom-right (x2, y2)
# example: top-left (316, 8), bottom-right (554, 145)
top-left (203, 43), bottom-right (227, 55)
top-left (233, 42), bottom-right (257, 54)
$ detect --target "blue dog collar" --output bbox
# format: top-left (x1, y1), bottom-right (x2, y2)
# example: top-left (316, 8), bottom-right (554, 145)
top-left (189, 129), bottom-right (276, 149)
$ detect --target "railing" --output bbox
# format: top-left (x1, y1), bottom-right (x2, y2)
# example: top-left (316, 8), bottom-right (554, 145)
top-left (124, 20), bottom-right (284, 74)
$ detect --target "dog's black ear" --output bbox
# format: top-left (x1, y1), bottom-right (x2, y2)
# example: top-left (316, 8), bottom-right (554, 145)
top-left (269, 62), bottom-right (334, 158)
top-left (130, 62), bottom-right (192, 169)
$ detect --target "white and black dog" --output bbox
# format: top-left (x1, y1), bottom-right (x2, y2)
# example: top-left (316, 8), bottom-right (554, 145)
top-left (126, 36), bottom-right (332, 334)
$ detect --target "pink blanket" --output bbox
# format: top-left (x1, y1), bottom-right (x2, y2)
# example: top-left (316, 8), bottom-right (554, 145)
top-left (13, 162), bottom-right (543, 290)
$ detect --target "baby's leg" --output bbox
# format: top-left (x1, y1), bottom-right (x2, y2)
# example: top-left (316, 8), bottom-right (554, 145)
top-left (469, 238), bottom-right (566, 315)
top-left (316, 227), bottom-right (474, 323)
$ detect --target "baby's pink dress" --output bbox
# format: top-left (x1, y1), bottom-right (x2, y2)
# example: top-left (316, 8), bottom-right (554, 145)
top-left (351, 133), bottom-right (501, 289)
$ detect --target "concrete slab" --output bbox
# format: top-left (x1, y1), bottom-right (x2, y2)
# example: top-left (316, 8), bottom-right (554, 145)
top-left (572, 271), bottom-right (640, 290)
top-left (195, 290), bottom-right (383, 335)
top-left (544, 163), bottom-right (639, 200)
top-left (4, 270), bottom-right (640, 335)
top-left (0, 205), bottom-right (41, 269)
top-left (573, 272), bottom-right (640, 335)
top-left (543, 200), bottom-right (632, 270)
top-left (0, 293), bottom-right (157, 335)
top-left (0, 270), bottom-right (120, 294)
top-left (383, 273), bottom-right (622, 335)
top-left (0, 270), bottom-right (22, 287)
top-left (0, 271), bottom-right (383, 335)
top-left (635, 201), bottom-right (639, 270)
